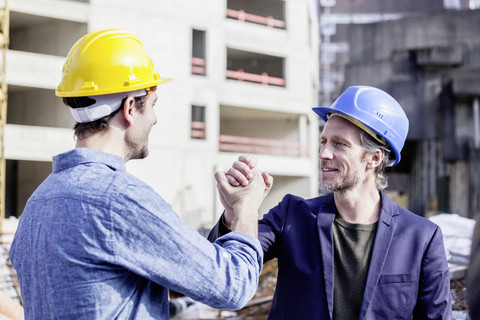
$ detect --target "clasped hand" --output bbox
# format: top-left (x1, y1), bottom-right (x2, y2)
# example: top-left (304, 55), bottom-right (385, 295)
top-left (215, 155), bottom-right (273, 229)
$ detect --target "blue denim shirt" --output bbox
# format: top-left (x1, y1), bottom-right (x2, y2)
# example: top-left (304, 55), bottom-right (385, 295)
top-left (10, 148), bottom-right (263, 319)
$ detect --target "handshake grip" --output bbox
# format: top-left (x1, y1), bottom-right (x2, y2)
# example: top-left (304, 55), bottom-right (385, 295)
top-left (215, 169), bottom-right (271, 237)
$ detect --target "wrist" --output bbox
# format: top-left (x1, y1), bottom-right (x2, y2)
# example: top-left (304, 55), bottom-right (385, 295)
top-left (221, 212), bottom-right (233, 230)
top-left (231, 206), bottom-right (259, 227)
top-left (231, 219), bottom-right (258, 238)
top-left (223, 209), bottom-right (234, 229)
top-left (229, 204), bottom-right (259, 238)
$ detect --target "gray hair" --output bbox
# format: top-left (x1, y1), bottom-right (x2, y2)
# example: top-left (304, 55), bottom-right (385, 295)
top-left (360, 131), bottom-right (391, 190)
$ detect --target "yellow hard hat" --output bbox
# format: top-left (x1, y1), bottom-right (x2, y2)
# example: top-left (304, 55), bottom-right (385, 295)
top-left (56, 28), bottom-right (171, 97)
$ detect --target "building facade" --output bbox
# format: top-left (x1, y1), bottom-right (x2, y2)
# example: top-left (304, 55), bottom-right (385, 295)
top-left (2, 0), bottom-right (320, 232)
top-left (344, 8), bottom-right (480, 219)
top-left (318, 0), bottom-right (477, 106)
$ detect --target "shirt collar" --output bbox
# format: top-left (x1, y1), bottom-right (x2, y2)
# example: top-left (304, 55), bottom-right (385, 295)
top-left (52, 148), bottom-right (126, 173)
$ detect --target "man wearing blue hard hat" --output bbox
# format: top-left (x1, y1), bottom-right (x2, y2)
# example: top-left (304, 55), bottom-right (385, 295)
top-left (210, 86), bottom-right (452, 319)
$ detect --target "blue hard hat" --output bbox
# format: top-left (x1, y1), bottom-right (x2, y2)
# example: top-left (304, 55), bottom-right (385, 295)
top-left (313, 86), bottom-right (409, 166)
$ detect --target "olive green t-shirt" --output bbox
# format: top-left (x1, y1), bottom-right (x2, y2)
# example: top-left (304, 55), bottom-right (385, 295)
top-left (332, 214), bottom-right (378, 320)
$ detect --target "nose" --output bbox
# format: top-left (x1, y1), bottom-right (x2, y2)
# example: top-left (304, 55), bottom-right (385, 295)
top-left (319, 143), bottom-right (333, 160)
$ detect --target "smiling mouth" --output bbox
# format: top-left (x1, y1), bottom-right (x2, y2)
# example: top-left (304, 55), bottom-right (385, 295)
top-left (322, 168), bottom-right (338, 172)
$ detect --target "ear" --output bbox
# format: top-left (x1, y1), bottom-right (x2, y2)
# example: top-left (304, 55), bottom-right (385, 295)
top-left (367, 148), bottom-right (385, 170)
top-left (121, 97), bottom-right (137, 126)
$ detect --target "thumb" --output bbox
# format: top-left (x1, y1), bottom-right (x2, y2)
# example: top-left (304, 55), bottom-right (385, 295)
top-left (215, 171), bottom-right (231, 194)
top-left (262, 172), bottom-right (273, 190)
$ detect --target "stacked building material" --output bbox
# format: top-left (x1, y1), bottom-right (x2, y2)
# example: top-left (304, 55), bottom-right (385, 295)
top-left (429, 213), bottom-right (475, 318)
top-left (0, 244), bottom-right (21, 305)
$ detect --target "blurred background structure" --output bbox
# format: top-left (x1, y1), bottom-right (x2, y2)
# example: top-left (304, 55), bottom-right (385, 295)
top-left (319, 0), bottom-right (480, 221)
top-left (0, 0), bottom-right (320, 234)
top-left (1, 0), bottom-right (480, 318)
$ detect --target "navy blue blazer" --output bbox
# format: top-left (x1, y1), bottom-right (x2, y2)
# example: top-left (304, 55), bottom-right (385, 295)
top-left (209, 191), bottom-right (452, 319)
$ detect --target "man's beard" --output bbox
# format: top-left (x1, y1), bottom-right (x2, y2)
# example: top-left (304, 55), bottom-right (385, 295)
top-left (126, 140), bottom-right (149, 160)
top-left (320, 167), bottom-right (362, 194)
top-left (130, 146), bottom-right (149, 160)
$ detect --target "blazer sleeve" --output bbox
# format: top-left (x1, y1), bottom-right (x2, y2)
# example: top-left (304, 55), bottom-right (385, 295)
top-left (208, 195), bottom-right (291, 262)
top-left (257, 194), bottom-right (291, 262)
top-left (207, 213), bottom-right (232, 242)
top-left (413, 225), bottom-right (452, 319)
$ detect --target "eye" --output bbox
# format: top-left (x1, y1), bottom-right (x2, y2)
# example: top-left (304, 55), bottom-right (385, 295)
top-left (334, 140), bottom-right (348, 147)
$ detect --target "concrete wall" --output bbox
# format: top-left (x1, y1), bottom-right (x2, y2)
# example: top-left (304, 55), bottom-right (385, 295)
top-left (263, 175), bottom-right (311, 215)
top-left (227, 0), bottom-right (285, 20)
top-left (10, 20), bottom-right (87, 56)
top-left (348, 9), bottom-right (480, 64)
top-left (344, 8), bottom-right (480, 217)
top-left (5, 0), bottom-right (319, 228)
top-left (331, 0), bottom-right (447, 14)
top-left (8, 89), bottom-right (73, 128)
top-left (6, 160), bottom-right (52, 217)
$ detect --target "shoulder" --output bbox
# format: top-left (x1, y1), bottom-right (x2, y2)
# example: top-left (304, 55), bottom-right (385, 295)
top-left (116, 173), bottom-right (168, 209)
top-left (276, 193), bottom-right (334, 214)
top-left (381, 193), bottom-right (439, 234)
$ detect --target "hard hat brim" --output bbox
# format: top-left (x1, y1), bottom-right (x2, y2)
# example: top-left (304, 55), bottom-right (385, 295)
top-left (56, 77), bottom-right (172, 98)
top-left (312, 106), bottom-right (331, 123)
top-left (312, 106), bottom-right (400, 166)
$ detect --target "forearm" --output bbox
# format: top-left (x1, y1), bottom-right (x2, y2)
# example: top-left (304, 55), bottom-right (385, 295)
top-left (167, 231), bottom-right (263, 310)
top-left (207, 232), bottom-right (264, 308)
top-left (230, 205), bottom-right (258, 238)
top-left (114, 190), bottom-right (263, 310)
top-left (136, 220), bottom-right (262, 310)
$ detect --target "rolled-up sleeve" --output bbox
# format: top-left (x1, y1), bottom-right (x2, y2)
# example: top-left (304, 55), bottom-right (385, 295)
top-left (110, 182), bottom-right (263, 310)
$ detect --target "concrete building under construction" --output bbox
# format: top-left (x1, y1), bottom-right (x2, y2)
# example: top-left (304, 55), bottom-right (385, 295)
top-left (343, 8), bottom-right (480, 220)
top-left (315, 0), bottom-right (480, 220)
top-left (0, 0), bottom-right (320, 234)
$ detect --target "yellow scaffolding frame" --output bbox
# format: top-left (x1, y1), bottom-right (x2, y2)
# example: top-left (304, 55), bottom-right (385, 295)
top-left (0, 0), bottom-right (9, 234)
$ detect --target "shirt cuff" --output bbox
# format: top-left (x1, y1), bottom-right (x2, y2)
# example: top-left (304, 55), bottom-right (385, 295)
top-left (217, 231), bottom-right (263, 272)
top-left (219, 213), bottom-right (232, 236)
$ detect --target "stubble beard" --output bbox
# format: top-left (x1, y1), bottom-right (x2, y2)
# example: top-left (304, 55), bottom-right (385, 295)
top-left (320, 168), bottom-right (362, 194)
top-left (126, 138), bottom-right (149, 161)
top-left (131, 146), bottom-right (149, 160)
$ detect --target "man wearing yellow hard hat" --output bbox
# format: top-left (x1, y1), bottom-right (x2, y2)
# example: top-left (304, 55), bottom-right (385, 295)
top-left (9, 29), bottom-right (272, 319)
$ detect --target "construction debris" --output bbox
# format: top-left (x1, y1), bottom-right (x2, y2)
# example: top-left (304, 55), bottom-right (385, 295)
top-left (0, 217), bottom-right (23, 320)
top-left (0, 242), bottom-right (23, 320)
top-left (429, 213), bottom-right (475, 319)
top-left (0, 242), bottom-right (21, 305)
top-left (430, 214), bottom-right (475, 279)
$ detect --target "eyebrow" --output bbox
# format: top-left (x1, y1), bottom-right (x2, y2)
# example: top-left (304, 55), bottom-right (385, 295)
top-left (320, 134), bottom-right (353, 144)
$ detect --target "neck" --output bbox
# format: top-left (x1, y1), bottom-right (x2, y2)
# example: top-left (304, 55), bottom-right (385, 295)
top-left (333, 178), bottom-right (381, 224)
top-left (75, 125), bottom-right (128, 161)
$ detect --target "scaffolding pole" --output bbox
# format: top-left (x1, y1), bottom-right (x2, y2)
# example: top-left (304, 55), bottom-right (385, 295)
top-left (0, 0), bottom-right (9, 235)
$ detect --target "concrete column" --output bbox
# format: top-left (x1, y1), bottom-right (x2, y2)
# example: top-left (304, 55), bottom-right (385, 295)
top-left (474, 97), bottom-right (479, 149)
top-left (299, 114), bottom-right (308, 157)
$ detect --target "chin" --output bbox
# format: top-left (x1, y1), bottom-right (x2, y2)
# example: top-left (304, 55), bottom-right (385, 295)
top-left (138, 149), bottom-right (149, 159)
top-left (129, 147), bottom-right (149, 160)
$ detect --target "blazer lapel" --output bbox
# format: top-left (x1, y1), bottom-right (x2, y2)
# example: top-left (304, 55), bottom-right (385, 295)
top-left (317, 194), bottom-right (336, 320)
top-left (359, 193), bottom-right (398, 319)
